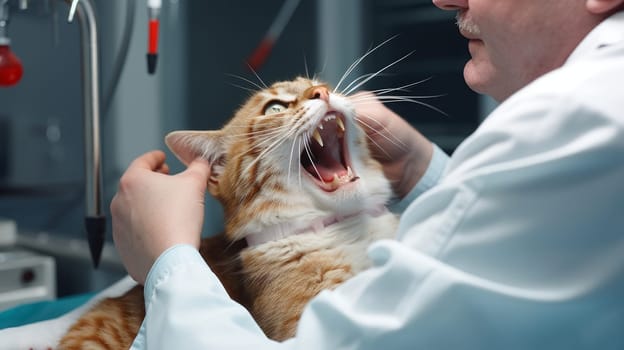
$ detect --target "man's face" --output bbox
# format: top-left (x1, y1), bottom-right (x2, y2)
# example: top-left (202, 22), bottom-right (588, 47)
top-left (433, 0), bottom-right (594, 101)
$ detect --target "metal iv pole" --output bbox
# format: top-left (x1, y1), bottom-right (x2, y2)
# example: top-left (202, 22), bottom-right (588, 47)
top-left (67, 0), bottom-right (105, 268)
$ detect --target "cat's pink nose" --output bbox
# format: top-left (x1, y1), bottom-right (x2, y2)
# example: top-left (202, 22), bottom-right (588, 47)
top-left (305, 85), bottom-right (330, 102)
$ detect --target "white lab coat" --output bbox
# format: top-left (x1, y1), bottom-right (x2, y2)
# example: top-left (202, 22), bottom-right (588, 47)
top-left (131, 11), bottom-right (624, 350)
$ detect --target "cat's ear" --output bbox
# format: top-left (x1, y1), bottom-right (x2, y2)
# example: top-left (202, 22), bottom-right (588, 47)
top-left (165, 130), bottom-right (226, 196)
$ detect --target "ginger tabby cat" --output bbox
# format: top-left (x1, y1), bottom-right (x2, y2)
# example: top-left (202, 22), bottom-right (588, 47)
top-left (58, 76), bottom-right (399, 348)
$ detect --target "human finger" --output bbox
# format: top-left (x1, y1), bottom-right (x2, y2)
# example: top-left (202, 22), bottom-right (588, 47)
top-left (181, 157), bottom-right (211, 183)
top-left (156, 162), bottom-right (170, 174)
top-left (129, 150), bottom-right (166, 171)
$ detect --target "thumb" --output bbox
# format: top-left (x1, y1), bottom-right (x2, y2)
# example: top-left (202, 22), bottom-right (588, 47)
top-left (183, 157), bottom-right (212, 184)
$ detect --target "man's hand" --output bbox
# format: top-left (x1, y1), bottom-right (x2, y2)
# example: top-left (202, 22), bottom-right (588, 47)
top-left (350, 92), bottom-right (433, 199)
top-left (110, 150), bottom-right (211, 284)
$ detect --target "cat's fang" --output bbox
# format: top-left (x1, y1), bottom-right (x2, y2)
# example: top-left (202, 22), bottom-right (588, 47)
top-left (336, 118), bottom-right (345, 132)
top-left (312, 129), bottom-right (324, 147)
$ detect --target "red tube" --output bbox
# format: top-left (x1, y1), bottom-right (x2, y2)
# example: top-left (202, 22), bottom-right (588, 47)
top-left (247, 37), bottom-right (275, 72)
top-left (148, 19), bottom-right (160, 54)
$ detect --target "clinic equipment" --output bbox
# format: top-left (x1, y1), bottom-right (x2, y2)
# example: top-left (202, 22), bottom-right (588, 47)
top-left (0, 0), bottom-right (23, 86)
top-left (2, 0), bottom-right (105, 267)
top-left (147, 0), bottom-right (160, 74)
top-left (66, 0), bottom-right (106, 268)
top-left (0, 219), bottom-right (56, 311)
top-left (1, 0), bottom-right (149, 268)
top-left (247, 0), bottom-right (301, 71)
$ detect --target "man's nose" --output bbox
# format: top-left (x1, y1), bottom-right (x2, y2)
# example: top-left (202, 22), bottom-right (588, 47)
top-left (432, 0), bottom-right (468, 10)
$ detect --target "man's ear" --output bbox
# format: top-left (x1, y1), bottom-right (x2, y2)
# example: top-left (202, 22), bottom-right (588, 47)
top-left (165, 130), bottom-right (226, 197)
top-left (586, 0), bottom-right (624, 14)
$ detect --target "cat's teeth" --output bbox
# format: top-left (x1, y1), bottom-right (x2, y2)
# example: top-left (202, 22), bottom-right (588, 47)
top-left (312, 129), bottom-right (324, 147)
top-left (347, 167), bottom-right (359, 182)
top-left (331, 171), bottom-right (352, 186)
top-left (336, 118), bottom-right (345, 132)
top-left (331, 173), bottom-right (341, 186)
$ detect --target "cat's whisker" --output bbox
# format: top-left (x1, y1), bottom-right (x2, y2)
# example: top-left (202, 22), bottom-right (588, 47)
top-left (229, 83), bottom-right (258, 94)
top-left (239, 125), bottom-right (300, 178)
top-left (303, 54), bottom-right (311, 80)
top-left (340, 73), bottom-right (388, 96)
top-left (228, 125), bottom-right (292, 139)
top-left (303, 139), bottom-right (325, 185)
top-left (253, 134), bottom-right (290, 154)
top-left (349, 94), bottom-right (444, 106)
top-left (343, 51), bottom-right (414, 96)
top-left (355, 113), bottom-right (408, 151)
top-left (374, 96), bottom-right (449, 117)
top-left (365, 132), bottom-right (394, 159)
top-left (347, 78), bottom-right (434, 99)
top-left (287, 135), bottom-right (300, 187)
top-left (236, 137), bottom-right (283, 173)
top-left (357, 116), bottom-right (408, 150)
top-left (246, 63), bottom-right (268, 89)
top-left (280, 132), bottom-right (301, 188)
top-left (229, 110), bottom-right (308, 181)
top-left (316, 49), bottom-right (330, 83)
top-left (227, 133), bottom-right (288, 154)
top-left (344, 73), bottom-right (433, 98)
top-left (334, 52), bottom-right (373, 95)
top-left (334, 35), bottom-right (398, 94)
top-left (228, 82), bottom-right (260, 94)
top-left (375, 94), bottom-right (446, 101)
top-left (225, 124), bottom-right (283, 134)
top-left (226, 119), bottom-right (296, 138)
top-left (377, 78), bottom-right (433, 94)
top-left (227, 73), bottom-right (265, 92)
top-left (297, 138), bottom-right (303, 189)
top-left (250, 132), bottom-right (291, 160)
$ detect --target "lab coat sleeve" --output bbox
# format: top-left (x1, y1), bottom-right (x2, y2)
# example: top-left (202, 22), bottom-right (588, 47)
top-left (131, 244), bottom-right (281, 350)
top-left (389, 143), bottom-right (449, 213)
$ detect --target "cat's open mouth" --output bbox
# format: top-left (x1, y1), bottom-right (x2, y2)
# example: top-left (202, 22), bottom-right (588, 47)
top-left (300, 112), bottom-right (358, 192)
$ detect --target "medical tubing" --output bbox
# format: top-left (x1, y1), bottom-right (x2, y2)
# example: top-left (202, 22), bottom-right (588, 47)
top-left (102, 0), bottom-right (135, 118)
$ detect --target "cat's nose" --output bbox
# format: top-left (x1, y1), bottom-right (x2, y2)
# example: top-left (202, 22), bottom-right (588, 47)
top-left (305, 85), bottom-right (330, 102)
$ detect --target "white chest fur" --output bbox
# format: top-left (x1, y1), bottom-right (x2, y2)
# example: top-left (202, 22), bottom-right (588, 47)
top-left (243, 210), bottom-right (399, 275)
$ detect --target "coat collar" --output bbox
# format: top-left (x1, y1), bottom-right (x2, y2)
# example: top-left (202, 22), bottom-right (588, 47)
top-left (567, 11), bottom-right (624, 64)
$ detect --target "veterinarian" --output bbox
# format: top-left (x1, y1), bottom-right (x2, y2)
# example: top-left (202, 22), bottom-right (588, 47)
top-left (111, 0), bottom-right (624, 348)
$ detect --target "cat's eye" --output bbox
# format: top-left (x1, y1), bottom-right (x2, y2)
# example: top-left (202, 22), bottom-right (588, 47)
top-left (263, 101), bottom-right (288, 116)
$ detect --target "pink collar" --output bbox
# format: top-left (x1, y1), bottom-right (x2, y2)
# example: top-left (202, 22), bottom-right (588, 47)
top-left (245, 206), bottom-right (388, 247)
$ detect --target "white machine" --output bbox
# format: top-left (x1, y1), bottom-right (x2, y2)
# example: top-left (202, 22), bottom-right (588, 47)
top-left (0, 219), bottom-right (56, 312)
